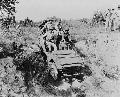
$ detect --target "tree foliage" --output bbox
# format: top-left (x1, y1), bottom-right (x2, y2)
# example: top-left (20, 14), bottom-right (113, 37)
top-left (13, 49), bottom-right (50, 90)
top-left (0, 0), bottom-right (19, 16)
top-left (0, 0), bottom-right (18, 29)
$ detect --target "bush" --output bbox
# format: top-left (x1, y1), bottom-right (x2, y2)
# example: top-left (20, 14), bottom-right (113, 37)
top-left (91, 11), bottom-right (106, 26)
top-left (13, 49), bottom-right (49, 89)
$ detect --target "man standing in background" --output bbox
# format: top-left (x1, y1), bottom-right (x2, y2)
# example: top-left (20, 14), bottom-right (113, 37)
top-left (105, 7), bottom-right (120, 31)
top-left (115, 5), bottom-right (120, 31)
top-left (105, 9), bottom-right (113, 31)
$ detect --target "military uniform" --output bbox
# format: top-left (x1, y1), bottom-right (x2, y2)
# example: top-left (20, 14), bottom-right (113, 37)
top-left (38, 35), bottom-right (46, 52)
top-left (43, 30), bottom-right (57, 52)
top-left (105, 9), bottom-right (113, 31)
top-left (114, 8), bottom-right (120, 31)
top-left (110, 9), bottom-right (119, 31)
top-left (105, 8), bottom-right (120, 31)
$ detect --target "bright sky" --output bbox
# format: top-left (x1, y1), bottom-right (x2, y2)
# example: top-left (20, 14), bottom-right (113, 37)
top-left (15, 0), bottom-right (120, 21)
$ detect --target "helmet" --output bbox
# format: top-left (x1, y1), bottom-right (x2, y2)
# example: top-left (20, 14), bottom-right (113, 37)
top-left (65, 27), bottom-right (69, 31)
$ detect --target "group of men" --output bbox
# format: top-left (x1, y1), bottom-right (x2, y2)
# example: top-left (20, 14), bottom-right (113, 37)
top-left (105, 6), bottom-right (120, 31)
top-left (39, 20), bottom-right (71, 53)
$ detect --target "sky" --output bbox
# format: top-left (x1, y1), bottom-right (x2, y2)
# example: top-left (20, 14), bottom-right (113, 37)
top-left (15, 0), bottom-right (120, 21)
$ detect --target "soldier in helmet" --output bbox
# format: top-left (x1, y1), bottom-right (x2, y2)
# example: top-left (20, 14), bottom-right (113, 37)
top-left (40, 21), bottom-right (52, 34)
top-left (64, 28), bottom-right (70, 42)
top-left (38, 35), bottom-right (46, 52)
top-left (56, 29), bottom-right (63, 50)
top-left (114, 5), bottom-right (120, 31)
top-left (49, 59), bottom-right (58, 80)
top-left (105, 8), bottom-right (120, 31)
top-left (105, 9), bottom-right (113, 31)
top-left (42, 29), bottom-right (57, 52)
top-left (110, 8), bottom-right (119, 31)
top-left (64, 28), bottom-right (73, 49)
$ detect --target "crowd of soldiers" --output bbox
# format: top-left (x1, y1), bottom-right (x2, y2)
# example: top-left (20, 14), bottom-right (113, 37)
top-left (39, 19), bottom-right (72, 53)
top-left (37, 19), bottom-right (74, 80)
top-left (105, 6), bottom-right (120, 31)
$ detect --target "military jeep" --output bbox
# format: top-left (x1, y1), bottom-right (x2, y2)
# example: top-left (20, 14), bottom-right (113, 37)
top-left (48, 49), bottom-right (92, 84)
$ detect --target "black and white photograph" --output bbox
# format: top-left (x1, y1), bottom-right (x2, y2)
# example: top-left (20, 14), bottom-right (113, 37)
top-left (0, 0), bottom-right (120, 97)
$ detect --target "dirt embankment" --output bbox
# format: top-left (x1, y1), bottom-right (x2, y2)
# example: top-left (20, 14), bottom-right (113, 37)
top-left (85, 32), bottom-right (120, 97)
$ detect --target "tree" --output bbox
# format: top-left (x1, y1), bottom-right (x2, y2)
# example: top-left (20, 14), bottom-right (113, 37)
top-left (0, 0), bottom-right (18, 29)
top-left (0, 0), bottom-right (19, 16)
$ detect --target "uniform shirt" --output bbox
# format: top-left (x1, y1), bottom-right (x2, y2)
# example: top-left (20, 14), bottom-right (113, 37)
top-left (43, 31), bottom-right (53, 41)
top-left (46, 22), bottom-right (52, 30)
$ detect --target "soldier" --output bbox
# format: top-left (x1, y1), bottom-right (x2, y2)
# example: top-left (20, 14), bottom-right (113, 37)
top-left (40, 21), bottom-right (52, 34)
top-left (59, 39), bottom-right (67, 50)
top-left (42, 30), bottom-right (57, 52)
top-left (56, 30), bottom-right (63, 50)
top-left (38, 35), bottom-right (46, 52)
top-left (105, 9), bottom-right (113, 31)
top-left (110, 9), bottom-right (119, 31)
top-left (54, 22), bottom-right (59, 31)
top-left (114, 6), bottom-right (120, 31)
top-left (49, 59), bottom-right (58, 80)
top-left (52, 23), bottom-right (59, 35)
top-left (64, 28), bottom-right (72, 50)
top-left (49, 22), bottom-right (60, 46)
top-left (105, 8), bottom-right (120, 31)
top-left (46, 21), bottom-right (53, 30)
